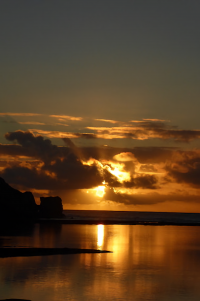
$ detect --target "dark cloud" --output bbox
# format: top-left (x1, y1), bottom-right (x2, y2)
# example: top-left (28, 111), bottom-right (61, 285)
top-left (0, 130), bottom-right (162, 193)
top-left (125, 174), bottom-right (158, 189)
top-left (139, 164), bottom-right (158, 173)
top-left (1, 131), bottom-right (103, 191)
top-left (1, 162), bottom-right (102, 191)
top-left (44, 154), bottom-right (103, 189)
top-left (0, 143), bottom-right (32, 157)
top-left (104, 188), bottom-right (160, 205)
top-left (131, 147), bottom-right (175, 163)
top-left (166, 150), bottom-right (200, 188)
top-left (1, 165), bottom-right (61, 190)
top-left (74, 133), bottom-right (98, 139)
top-left (79, 146), bottom-right (175, 163)
top-left (5, 130), bottom-right (63, 163)
top-left (2, 130), bottom-right (200, 209)
top-left (0, 131), bottom-right (176, 193)
top-left (86, 120), bottom-right (200, 142)
top-left (152, 129), bottom-right (200, 142)
top-left (63, 137), bottom-right (83, 160)
top-left (136, 120), bottom-right (169, 129)
top-left (30, 120), bottom-right (200, 142)
top-left (104, 188), bottom-right (200, 206)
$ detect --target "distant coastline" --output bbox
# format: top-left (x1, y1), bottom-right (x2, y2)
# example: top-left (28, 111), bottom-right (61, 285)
top-left (1, 176), bottom-right (200, 226)
top-left (37, 209), bottom-right (200, 226)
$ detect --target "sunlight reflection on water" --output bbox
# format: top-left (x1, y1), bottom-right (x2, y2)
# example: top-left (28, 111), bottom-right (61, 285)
top-left (1, 225), bottom-right (200, 300)
top-left (97, 224), bottom-right (104, 249)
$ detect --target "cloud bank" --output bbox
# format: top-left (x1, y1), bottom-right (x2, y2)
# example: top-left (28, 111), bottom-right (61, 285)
top-left (1, 128), bottom-right (200, 211)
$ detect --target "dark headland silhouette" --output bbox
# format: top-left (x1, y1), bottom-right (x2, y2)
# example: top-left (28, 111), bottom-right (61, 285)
top-left (0, 177), bottom-right (63, 221)
top-left (0, 177), bottom-right (111, 261)
top-left (1, 176), bottom-right (200, 226)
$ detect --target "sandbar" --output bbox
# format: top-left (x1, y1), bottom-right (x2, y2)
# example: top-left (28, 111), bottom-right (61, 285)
top-left (0, 247), bottom-right (111, 258)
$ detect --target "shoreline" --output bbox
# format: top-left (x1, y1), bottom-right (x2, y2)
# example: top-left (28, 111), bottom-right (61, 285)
top-left (1, 218), bottom-right (200, 226)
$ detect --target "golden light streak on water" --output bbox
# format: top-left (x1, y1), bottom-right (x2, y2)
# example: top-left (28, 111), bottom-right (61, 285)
top-left (97, 224), bottom-right (104, 249)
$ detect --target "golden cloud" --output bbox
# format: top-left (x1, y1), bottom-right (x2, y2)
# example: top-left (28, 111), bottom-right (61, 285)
top-left (0, 112), bottom-right (41, 116)
top-left (18, 122), bottom-right (45, 125)
top-left (50, 115), bottom-right (82, 121)
top-left (94, 118), bottom-right (119, 124)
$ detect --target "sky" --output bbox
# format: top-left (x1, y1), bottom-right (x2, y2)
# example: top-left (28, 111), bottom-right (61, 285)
top-left (1, 1), bottom-right (200, 212)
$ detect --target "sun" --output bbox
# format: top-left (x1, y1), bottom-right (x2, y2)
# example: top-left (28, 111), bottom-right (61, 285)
top-left (94, 181), bottom-right (106, 197)
top-left (86, 181), bottom-right (107, 198)
top-left (84, 159), bottom-right (131, 198)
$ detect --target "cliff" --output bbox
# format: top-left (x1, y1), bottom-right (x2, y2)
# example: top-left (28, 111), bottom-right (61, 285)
top-left (40, 196), bottom-right (63, 218)
top-left (0, 177), bottom-right (64, 220)
top-left (0, 177), bottom-right (37, 220)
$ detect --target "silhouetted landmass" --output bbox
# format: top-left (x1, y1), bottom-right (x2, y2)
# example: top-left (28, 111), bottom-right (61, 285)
top-left (1, 177), bottom-right (200, 226)
top-left (0, 177), bottom-right (37, 220)
top-left (0, 247), bottom-right (111, 258)
top-left (0, 177), bottom-right (64, 221)
top-left (39, 196), bottom-right (63, 218)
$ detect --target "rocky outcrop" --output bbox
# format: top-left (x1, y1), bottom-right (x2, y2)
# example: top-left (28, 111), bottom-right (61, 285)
top-left (39, 196), bottom-right (63, 218)
top-left (0, 177), bottom-right (64, 220)
top-left (0, 177), bottom-right (37, 220)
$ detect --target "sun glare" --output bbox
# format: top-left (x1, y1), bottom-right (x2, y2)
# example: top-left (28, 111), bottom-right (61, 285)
top-left (94, 181), bottom-right (106, 197)
top-left (107, 163), bottom-right (130, 183)
top-left (84, 159), bottom-right (131, 197)
top-left (84, 158), bottom-right (131, 184)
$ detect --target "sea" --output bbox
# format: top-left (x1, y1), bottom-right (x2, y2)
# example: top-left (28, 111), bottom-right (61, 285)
top-left (1, 210), bottom-right (200, 301)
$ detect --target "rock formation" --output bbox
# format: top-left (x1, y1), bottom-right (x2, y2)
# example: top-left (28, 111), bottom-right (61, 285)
top-left (40, 196), bottom-right (63, 218)
top-left (0, 177), bottom-right (37, 220)
top-left (0, 177), bottom-right (64, 220)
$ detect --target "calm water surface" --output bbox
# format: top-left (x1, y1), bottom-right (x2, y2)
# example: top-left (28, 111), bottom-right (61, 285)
top-left (1, 224), bottom-right (200, 301)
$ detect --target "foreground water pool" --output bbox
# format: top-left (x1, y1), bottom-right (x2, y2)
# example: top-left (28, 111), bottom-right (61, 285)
top-left (1, 224), bottom-right (200, 301)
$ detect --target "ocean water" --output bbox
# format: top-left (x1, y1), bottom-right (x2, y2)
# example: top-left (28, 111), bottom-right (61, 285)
top-left (1, 211), bottom-right (200, 300)
top-left (63, 210), bottom-right (200, 224)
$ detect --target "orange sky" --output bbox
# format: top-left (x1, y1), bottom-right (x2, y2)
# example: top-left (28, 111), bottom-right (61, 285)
top-left (1, 114), bottom-right (200, 213)
top-left (1, 2), bottom-right (200, 213)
